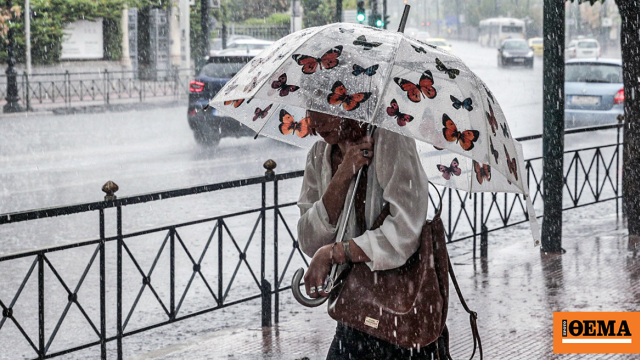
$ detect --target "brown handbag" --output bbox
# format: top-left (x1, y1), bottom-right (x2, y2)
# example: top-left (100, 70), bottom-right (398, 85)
top-left (327, 183), bottom-right (482, 359)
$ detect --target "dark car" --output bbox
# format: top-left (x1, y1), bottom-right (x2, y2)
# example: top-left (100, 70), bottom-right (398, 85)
top-left (564, 58), bottom-right (623, 128)
top-left (187, 55), bottom-right (254, 146)
top-left (497, 38), bottom-right (534, 68)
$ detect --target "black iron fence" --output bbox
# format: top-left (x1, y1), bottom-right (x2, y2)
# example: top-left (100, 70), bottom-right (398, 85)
top-left (0, 124), bottom-right (623, 359)
top-left (0, 68), bottom-right (194, 112)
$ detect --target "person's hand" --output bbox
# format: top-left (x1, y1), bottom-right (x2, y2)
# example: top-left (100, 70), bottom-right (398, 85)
top-left (336, 137), bottom-right (374, 178)
top-left (304, 244), bottom-right (332, 298)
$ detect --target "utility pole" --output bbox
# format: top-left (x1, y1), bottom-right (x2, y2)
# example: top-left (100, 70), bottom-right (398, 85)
top-left (199, 0), bottom-right (210, 72)
top-left (336, 0), bottom-right (342, 23)
top-left (541, 0), bottom-right (565, 253)
top-left (4, 0), bottom-right (23, 113)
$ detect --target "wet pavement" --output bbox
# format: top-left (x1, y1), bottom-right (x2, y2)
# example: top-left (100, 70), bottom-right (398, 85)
top-left (131, 204), bottom-right (639, 360)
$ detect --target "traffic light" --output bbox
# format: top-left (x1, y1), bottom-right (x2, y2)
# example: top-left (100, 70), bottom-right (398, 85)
top-left (357, 1), bottom-right (366, 23)
top-left (375, 15), bottom-right (383, 28)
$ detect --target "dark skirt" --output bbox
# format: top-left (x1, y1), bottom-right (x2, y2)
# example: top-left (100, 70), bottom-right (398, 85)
top-left (326, 322), bottom-right (446, 360)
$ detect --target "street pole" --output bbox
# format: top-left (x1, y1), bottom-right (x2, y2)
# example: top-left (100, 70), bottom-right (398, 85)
top-left (25, 0), bottom-right (31, 77)
top-left (4, 0), bottom-right (23, 113)
top-left (541, 0), bottom-right (565, 253)
top-left (198, 0), bottom-right (210, 72)
top-left (336, 0), bottom-right (342, 23)
top-left (383, 0), bottom-right (387, 29)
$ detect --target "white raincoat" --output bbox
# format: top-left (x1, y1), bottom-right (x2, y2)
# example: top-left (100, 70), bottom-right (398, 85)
top-left (297, 128), bottom-right (430, 271)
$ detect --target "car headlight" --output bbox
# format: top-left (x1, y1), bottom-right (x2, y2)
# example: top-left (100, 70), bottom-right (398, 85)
top-left (527, 51), bottom-right (533, 57)
top-left (503, 52), bottom-right (511, 57)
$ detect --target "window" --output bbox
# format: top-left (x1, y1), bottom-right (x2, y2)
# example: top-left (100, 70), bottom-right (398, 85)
top-left (565, 63), bottom-right (621, 83)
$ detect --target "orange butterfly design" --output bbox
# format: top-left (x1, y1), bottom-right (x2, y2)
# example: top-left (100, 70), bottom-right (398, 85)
top-left (486, 103), bottom-right (498, 136)
top-left (394, 70), bottom-right (437, 103)
top-left (224, 99), bottom-right (245, 108)
top-left (278, 109), bottom-right (311, 138)
top-left (504, 145), bottom-right (518, 181)
top-left (442, 114), bottom-right (480, 151)
top-left (327, 81), bottom-right (371, 111)
top-left (291, 46), bottom-right (343, 74)
top-left (473, 161), bottom-right (491, 184)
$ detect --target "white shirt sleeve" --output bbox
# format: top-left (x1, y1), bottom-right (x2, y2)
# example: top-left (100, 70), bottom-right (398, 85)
top-left (352, 130), bottom-right (430, 271)
top-left (296, 142), bottom-right (337, 258)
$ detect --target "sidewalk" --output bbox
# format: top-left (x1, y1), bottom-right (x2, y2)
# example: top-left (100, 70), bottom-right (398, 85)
top-left (133, 203), bottom-right (638, 359)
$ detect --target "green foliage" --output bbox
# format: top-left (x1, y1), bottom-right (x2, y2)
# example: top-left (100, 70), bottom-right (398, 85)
top-left (219, 0), bottom-right (288, 23)
top-left (244, 12), bottom-right (290, 25)
top-left (0, 0), bottom-right (168, 65)
top-left (301, 0), bottom-right (336, 28)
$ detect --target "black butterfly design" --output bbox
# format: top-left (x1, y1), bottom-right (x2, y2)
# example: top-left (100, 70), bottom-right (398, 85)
top-left (450, 95), bottom-right (473, 111)
top-left (352, 64), bottom-right (379, 76)
top-left (489, 137), bottom-right (499, 164)
top-left (435, 58), bottom-right (460, 79)
top-left (411, 44), bottom-right (427, 54)
top-left (483, 84), bottom-right (495, 103)
top-left (353, 35), bottom-right (382, 50)
top-left (500, 123), bottom-right (510, 138)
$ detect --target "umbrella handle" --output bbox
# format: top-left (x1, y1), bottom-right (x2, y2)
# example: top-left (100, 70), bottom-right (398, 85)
top-left (291, 268), bottom-right (328, 307)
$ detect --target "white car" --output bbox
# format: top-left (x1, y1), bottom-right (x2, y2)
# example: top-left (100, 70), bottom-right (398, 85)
top-left (566, 39), bottom-right (601, 59)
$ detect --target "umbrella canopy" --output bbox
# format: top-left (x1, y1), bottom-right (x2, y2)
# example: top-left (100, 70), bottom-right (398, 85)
top-left (209, 22), bottom-right (539, 244)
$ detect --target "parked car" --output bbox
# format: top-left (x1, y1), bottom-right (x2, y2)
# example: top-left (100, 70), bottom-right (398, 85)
top-left (187, 55), bottom-right (254, 146)
top-left (528, 37), bottom-right (543, 56)
top-left (564, 58), bottom-right (623, 128)
top-left (209, 35), bottom-right (255, 57)
top-left (425, 38), bottom-right (452, 52)
top-left (497, 38), bottom-right (534, 68)
top-left (565, 38), bottom-right (601, 59)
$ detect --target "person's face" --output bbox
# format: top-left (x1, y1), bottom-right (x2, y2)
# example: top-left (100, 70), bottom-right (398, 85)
top-left (307, 110), bottom-right (343, 145)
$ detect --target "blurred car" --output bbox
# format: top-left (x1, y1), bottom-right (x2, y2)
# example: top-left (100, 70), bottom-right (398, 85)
top-left (209, 35), bottom-right (255, 57)
top-left (565, 38), bottom-right (601, 59)
top-left (224, 39), bottom-right (274, 53)
top-left (528, 37), bottom-right (543, 56)
top-left (187, 55), bottom-right (254, 146)
top-left (497, 38), bottom-right (534, 68)
top-left (425, 38), bottom-right (452, 52)
top-left (564, 58), bottom-right (623, 128)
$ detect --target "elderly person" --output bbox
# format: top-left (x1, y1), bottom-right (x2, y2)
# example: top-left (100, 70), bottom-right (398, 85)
top-left (296, 110), bottom-right (436, 359)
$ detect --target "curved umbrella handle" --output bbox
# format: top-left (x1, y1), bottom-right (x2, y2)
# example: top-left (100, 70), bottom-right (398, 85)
top-left (291, 268), bottom-right (328, 307)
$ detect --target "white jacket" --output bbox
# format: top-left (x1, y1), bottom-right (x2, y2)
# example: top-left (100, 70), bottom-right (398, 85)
top-left (297, 128), bottom-right (430, 271)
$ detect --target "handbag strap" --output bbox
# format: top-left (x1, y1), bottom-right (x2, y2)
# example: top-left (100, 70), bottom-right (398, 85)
top-left (447, 256), bottom-right (483, 360)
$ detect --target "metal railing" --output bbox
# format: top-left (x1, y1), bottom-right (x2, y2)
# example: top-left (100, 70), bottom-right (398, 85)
top-left (0, 68), bottom-right (194, 112)
top-left (0, 124), bottom-right (623, 359)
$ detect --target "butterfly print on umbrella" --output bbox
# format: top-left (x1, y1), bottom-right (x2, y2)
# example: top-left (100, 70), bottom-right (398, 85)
top-left (244, 72), bottom-right (266, 93)
top-left (224, 99), bottom-right (245, 108)
top-left (386, 99), bottom-right (414, 126)
top-left (339, 27), bottom-right (355, 33)
top-left (504, 145), bottom-right (518, 182)
top-left (327, 81), bottom-right (372, 111)
top-left (483, 84), bottom-right (495, 104)
top-left (435, 58), bottom-right (460, 79)
top-left (473, 161), bottom-right (491, 184)
top-left (352, 64), bottom-right (379, 76)
top-left (489, 137), bottom-right (499, 164)
top-left (442, 113), bottom-right (480, 151)
top-left (450, 95), bottom-right (473, 111)
top-left (486, 103), bottom-right (498, 136)
top-left (253, 104), bottom-right (273, 121)
top-left (278, 109), bottom-right (311, 137)
top-left (270, 73), bottom-right (300, 97)
top-left (411, 44), bottom-right (427, 54)
top-left (437, 158), bottom-right (462, 180)
top-left (353, 35), bottom-right (382, 50)
top-left (500, 123), bottom-right (510, 138)
top-left (394, 70), bottom-right (437, 102)
top-left (292, 45), bottom-right (343, 74)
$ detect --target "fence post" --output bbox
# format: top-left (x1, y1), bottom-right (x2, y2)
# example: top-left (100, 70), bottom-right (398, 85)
top-left (104, 69), bottom-right (110, 105)
top-left (261, 160), bottom-right (276, 327)
top-left (38, 253), bottom-right (45, 359)
top-left (170, 228), bottom-right (176, 320)
top-left (99, 209), bottom-right (107, 360)
top-left (267, 159), bottom-right (280, 324)
top-left (65, 70), bottom-right (70, 107)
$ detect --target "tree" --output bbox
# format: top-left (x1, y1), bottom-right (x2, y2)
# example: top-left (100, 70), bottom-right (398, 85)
top-left (571, 0), bottom-right (640, 239)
